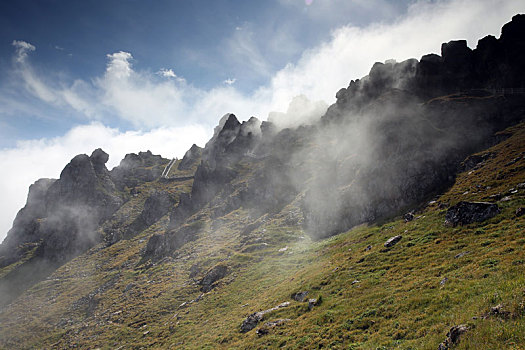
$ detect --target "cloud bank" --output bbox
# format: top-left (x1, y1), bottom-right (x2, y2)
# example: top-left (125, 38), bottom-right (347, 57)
top-left (1, 0), bottom-right (524, 241)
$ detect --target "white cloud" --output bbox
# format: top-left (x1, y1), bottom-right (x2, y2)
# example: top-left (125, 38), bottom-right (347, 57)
top-left (0, 123), bottom-right (211, 242)
top-left (158, 68), bottom-right (177, 79)
top-left (12, 40), bottom-right (35, 63)
top-left (105, 51), bottom-right (133, 79)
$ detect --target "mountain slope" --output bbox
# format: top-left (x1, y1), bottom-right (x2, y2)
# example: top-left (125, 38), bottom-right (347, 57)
top-left (1, 14), bottom-right (525, 350)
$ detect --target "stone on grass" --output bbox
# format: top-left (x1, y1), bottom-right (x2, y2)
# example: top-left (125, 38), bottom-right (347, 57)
top-left (384, 235), bottom-right (402, 248)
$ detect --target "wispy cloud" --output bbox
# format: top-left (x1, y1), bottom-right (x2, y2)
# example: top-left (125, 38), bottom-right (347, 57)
top-left (12, 40), bottom-right (35, 63)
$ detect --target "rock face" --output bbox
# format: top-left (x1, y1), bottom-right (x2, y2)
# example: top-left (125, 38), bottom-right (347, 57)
top-left (178, 144), bottom-right (203, 170)
top-left (0, 178), bottom-right (56, 266)
top-left (445, 201), bottom-right (500, 226)
top-left (144, 219), bottom-right (205, 260)
top-left (110, 150), bottom-right (168, 190)
top-left (106, 191), bottom-right (175, 245)
top-left (0, 149), bottom-right (126, 307)
top-left (2, 149), bottom-right (125, 266)
top-left (138, 14), bottom-right (525, 257)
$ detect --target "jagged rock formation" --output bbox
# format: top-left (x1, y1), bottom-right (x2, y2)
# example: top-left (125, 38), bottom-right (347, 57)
top-left (178, 144), bottom-right (203, 170)
top-left (0, 149), bottom-right (125, 307)
top-left (142, 14), bottom-right (525, 258)
top-left (110, 150), bottom-right (168, 190)
top-left (1, 149), bottom-right (124, 267)
top-left (0, 178), bottom-right (56, 267)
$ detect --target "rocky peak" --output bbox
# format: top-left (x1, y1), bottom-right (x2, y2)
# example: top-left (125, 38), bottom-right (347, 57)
top-left (500, 14), bottom-right (525, 44)
top-left (110, 150), bottom-right (168, 190)
top-left (46, 150), bottom-right (121, 218)
top-left (221, 113), bottom-right (241, 132)
top-left (90, 148), bottom-right (109, 166)
top-left (202, 114), bottom-right (262, 167)
top-left (178, 144), bottom-right (203, 170)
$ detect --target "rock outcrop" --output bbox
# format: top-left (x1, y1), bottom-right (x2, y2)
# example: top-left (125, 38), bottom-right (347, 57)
top-left (106, 191), bottom-right (175, 245)
top-left (240, 302), bottom-right (291, 333)
top-left (0, 149), bottom-right (126, 307)
top-left (437, 324), bottom-right (471, 350)
top-left (445, 201), bottom-right (500, 226)
top-left (110, 150), bottom-right (168, 190)
top-left (199, 264), bottom-right (229, 292)
top-left (178, 144), bottom-right (203, 170)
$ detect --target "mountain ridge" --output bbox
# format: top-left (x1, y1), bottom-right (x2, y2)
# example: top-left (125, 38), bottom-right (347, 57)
top-left (1, 14), bottom-right (525, 349)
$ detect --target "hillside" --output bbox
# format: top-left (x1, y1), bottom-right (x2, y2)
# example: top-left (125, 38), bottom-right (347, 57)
top-left (1, 14), bottom-right (525, 350)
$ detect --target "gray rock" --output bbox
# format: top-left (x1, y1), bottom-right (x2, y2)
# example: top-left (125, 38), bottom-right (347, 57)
top-left (384, 235), bottom-right (402, 248)
top-left (119, 191), bottom-right (175, 241)
top-left (454, 251), bottom-right (469, 259)
top-left (240, 302), bottom-right (290, 333)
top-left (110, 150), bottom-right (168, 190)
top-left (241, 312), bottom-right (264, 333)
top-left (199, 264), bottom-right (229, 292)
top-left (437, 324), bottom-right (470, 350)
top-left (445, 201), bottom-right (500, 226)
top-left (292, 291), bottom-right (309, 302)
top-left (308, 298), bottom-right (318, 311)
top-left (178, 144), bottom-right (203, 170)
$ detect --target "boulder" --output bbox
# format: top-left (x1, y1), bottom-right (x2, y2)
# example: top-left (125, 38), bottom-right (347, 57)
top-left (291, 291), bottom-right (309, 302)
top-left (445, 201), bottom-right (500, 226)
top-left (241, 312), bottom-right (263, 333)
top-left (404, 212), bottom-right (414, 222)
top-left (199, 264), bottom-right (229, 292)
top-left (384, 235), bottom-right (402, 248)
top-left (308, 298), bottom-right (318, 311)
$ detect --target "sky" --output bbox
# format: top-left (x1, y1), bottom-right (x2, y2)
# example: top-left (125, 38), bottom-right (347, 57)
top-left (0, 0), bottom-right (524, 241)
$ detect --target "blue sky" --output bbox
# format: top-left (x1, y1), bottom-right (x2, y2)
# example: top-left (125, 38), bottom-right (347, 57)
top-left (0, 0), bottom-right (524, 240)
top-left (0, 0), bottom-right (410, 147)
